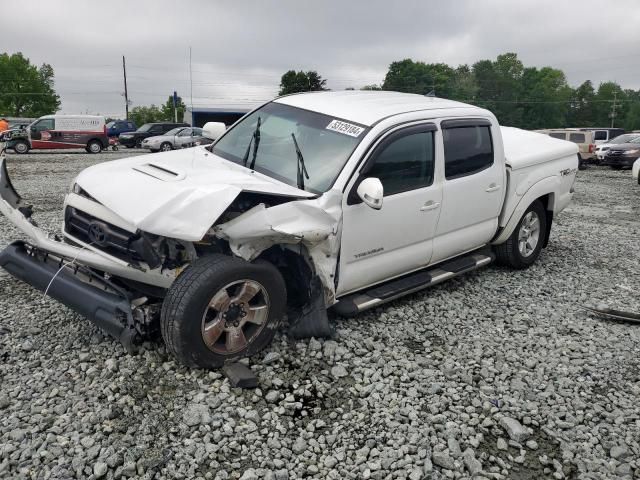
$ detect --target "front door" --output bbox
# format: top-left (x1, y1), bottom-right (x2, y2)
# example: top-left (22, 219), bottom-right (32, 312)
top-left (337, 123), bottom-right (443, 296)
top-left (29, 118), bottom-right (55, 148)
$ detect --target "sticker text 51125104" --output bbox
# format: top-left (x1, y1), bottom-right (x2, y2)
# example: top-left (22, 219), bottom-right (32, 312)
top-left (326, 120), bottom-right (365, 137)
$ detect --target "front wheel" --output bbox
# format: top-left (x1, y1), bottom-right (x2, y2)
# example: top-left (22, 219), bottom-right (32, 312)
top-left (161, 255), bottom-right (286, 369)
top-left (13, 140), bottom-right (29, 154)
top-left (160, 142), bottom-right (172, 152)
top-left (135, 139), bottom-right (143, 148)
top-left (494, 200), bottom-right (547, 269)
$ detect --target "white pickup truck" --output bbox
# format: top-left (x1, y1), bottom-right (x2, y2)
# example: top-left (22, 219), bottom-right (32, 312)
top-left (0, 92), bottom-right (578, 369)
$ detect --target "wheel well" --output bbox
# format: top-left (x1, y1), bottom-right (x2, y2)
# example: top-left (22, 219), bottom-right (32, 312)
top-left (256, 246), bottom-right (313, 308)
top-left (87, 138), bottom-right (105, 147)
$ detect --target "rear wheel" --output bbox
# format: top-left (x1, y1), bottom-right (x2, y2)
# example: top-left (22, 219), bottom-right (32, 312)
top-left (161, 254), bottom-right (286, 369)
top-left (87, 140), bottom-right (102, 154)
top-left (495, 200), bottom-right (547, 269)
top-left (13, 140), bottom-right (29, 154)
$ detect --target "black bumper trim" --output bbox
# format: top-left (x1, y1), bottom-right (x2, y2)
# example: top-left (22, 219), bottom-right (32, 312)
top-left (0, 241), bottom-right (138, 349)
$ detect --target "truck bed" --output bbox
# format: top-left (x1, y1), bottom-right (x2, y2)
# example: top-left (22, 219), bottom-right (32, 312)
top-left (501, 126), bottom-right (578, 170)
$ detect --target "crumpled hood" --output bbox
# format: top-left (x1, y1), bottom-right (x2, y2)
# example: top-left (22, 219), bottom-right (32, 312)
top-left (75, 147), bottom-right (313, 241)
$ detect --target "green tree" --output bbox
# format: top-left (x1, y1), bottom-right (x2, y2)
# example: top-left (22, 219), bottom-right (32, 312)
top-left (449, 65), bottom-right (478, 102)
top-left (382, 59), bottom-right (456, 97)
top-left (567, 80), bottom-right (596, 127)
top-left (360, 84), bottom-right (382, 91)
top-left (278, 70), bottom-right (328, 95)
top-left (160, 94), bottom-right (186, 122)
top-left (623, 89), bottom-right (640, 131)
top-left (0, 52), bottom-right (60, 116)
top-left (472, 53), bottom-right (524, 126)
top-left (129, 105), bottom-right (164, 126)
top-left (519, 67), bottom-right (572, 129)
top-left (593, 82), bottom-right (626, 128)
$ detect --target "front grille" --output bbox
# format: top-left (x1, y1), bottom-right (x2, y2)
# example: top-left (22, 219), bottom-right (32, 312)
top-left (64, 207), bottom-right (143, 263)
top-left (607, 150), bottom-right (624, 157)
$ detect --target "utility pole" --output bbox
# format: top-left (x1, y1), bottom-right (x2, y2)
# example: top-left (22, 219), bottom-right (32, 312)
top-left (122, 56), bottom-right (129, 120)
top-left (610, 91), bottom-right (617, 128)
top-left (189, 47), bottom-right (194, 124)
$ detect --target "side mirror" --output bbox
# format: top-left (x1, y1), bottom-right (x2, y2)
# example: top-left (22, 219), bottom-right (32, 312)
top-left (357, 177), bottom-right (384, 209)
top-left (202, 122), bottom-right (226, 141)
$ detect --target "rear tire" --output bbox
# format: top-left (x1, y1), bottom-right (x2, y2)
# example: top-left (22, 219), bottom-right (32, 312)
top-left (87, 140), bottom-right (102, 154)
top-left (13, 140), bottom-right (29, 154)
top-left (161, 255), bottom-right (286, 369)
top-left (495, 200), bottom-right (547, 269)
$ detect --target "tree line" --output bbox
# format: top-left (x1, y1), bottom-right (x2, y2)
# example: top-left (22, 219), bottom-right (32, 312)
top-left (279, 54), bottom-right (640, 131)
top-left (3, 51), bottom-right (640, 131)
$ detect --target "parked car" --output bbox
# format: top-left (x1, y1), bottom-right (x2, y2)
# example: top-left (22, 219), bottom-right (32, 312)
top-left (118, 122), bottom-right (189, 148)
top-left (536, 129), bottom-right (595, 168)
top-left (141, 127), bottom-right (211, 152)
top-left (579, 127), bottom-right (625, 144)
top-left (594, 133), bottom-right (640, 161)
top-left (601, 137), bottom-right (640, 170)
top-left (106, 120), bottom-right (137, 137)
top-left (0, 91), bottom-right (578, 369)
top-left (7, 115), bottom-right (108, 154)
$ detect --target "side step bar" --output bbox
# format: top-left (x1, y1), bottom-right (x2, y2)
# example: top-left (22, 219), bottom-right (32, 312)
top-left (332, 251), bottom-right (494, 317)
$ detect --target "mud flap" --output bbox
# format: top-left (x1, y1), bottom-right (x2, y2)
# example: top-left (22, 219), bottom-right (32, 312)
top-left (288, 276), bottom-right (334, 339)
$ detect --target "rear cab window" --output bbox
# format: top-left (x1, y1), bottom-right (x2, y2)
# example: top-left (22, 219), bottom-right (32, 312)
top-left (549, 132), bottom-right (566, 140)
top-left (442, 119), bottom-right (494, 179)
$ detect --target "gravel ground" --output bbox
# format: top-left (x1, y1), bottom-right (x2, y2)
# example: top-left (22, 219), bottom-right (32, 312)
top-left (0, 150), bottom-right (639, 480)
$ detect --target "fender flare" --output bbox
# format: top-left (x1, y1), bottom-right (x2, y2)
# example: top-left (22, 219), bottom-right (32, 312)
top-left (491, 175), bottom-right (559, 245)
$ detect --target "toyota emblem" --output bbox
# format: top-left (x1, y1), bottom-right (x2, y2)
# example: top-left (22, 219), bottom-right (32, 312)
top-left (88, 222), bottom-right (108, 246)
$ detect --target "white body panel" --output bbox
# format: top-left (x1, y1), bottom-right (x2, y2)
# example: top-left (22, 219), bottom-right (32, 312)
top-left (632, 159), bottom-right (640, 184)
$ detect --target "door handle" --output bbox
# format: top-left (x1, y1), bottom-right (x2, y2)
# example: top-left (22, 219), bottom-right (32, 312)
top-left (420, 201), bottom-right (440, 211)
top-left (486, 184), bottom-right (501, 193)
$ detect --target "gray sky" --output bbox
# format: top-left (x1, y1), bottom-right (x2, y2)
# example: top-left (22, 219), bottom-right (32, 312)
top-left (4, 0), bottom-right (639, 117)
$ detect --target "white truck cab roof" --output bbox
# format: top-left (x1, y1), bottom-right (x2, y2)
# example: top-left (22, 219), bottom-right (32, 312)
top-left (275, 91), bottom-right (487, 126)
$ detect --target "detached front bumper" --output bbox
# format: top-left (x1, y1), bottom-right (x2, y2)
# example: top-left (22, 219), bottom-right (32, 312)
top-left (0, 156), bottom-right (175, 347)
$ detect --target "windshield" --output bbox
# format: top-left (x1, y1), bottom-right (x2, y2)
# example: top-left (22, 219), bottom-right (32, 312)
top-left (137, 124), bottom-right (152, 132)
top-left (631, 137), bottom-right (640, 144)
top-left (106, 121), bottom-right (115, 128)
top-left (164, 127), bottom-right (184, 136)
top-left (212, 102), bottom-right (368, 193)
top-left (610, 134), bottom-right (639, 144)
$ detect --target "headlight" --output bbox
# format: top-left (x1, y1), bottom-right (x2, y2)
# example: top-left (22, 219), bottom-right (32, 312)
top-left (626, 149), bottom-right (640, 155)
top-left (71, 182), bottom-right (81, 194)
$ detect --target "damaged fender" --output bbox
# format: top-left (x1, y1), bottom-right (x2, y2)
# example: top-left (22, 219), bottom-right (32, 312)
top-left (214, 189), bottom-right (343, 304)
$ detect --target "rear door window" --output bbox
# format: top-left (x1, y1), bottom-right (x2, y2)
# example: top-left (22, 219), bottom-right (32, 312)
top-left (549, 132), bottom-right (566, 140)
top-left (569, 133), bottom-right (586, 143)
top-left (443, 125), bottom-right (494, 179)
top-left (593, 130), bottom-right (607, 141)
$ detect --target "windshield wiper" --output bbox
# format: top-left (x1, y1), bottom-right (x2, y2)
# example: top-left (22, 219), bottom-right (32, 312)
top-left (291, 132), bottom-right (309, 191)
top-left (242, 117), bottom-right (261, 169)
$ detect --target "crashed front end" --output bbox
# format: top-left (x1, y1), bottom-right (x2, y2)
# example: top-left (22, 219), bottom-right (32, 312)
top-left (0, 147), bottom-right (343, 350)
top-left (0, 157), bottom-right (181, 350)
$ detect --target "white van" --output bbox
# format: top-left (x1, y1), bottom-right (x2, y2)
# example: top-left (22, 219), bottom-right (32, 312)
top-left (9, 115), bottom-right (109, 154)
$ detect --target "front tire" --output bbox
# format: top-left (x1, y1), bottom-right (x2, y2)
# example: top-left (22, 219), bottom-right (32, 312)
top-left (13, 140), bottom-right (29, 154)
top-left (135, 139), bottom-right (143, 148)
top-left (495, 200), bottom-right (547, 269)
top-left (161, 255), bottom-right (286, 369)
top-left (160, 142), bottom-right (172, 152)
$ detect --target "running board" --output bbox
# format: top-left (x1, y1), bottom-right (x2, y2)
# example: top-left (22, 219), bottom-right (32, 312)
top-left (332, 251), bottom-right (494, 317)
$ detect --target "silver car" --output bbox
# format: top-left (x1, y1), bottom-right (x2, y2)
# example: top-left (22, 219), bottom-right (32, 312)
top-left (141, 127), bottom-right (211, 152)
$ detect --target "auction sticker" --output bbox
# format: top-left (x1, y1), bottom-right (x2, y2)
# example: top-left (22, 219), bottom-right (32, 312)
top-left (326, 119), bottom-right (364, 137)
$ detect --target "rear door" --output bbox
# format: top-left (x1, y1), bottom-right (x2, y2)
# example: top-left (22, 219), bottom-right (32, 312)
top-left (431, 119), bottom-right (504, 263)
top-left (337, 123), bottom-right (442, 295)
